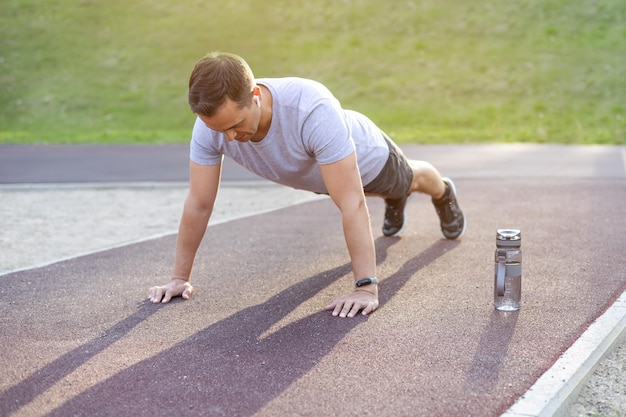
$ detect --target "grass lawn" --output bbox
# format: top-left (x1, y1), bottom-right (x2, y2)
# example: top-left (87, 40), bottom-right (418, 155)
top-left (1, 0), bottom-right (624, 144)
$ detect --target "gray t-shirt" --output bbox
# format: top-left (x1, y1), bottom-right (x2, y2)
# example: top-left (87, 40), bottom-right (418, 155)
top-left (190, 77), bottom-right (389, 194)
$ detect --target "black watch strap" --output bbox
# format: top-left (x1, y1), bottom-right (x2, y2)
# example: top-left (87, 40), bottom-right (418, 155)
top-left (355, 277), bottom-right (378, 288)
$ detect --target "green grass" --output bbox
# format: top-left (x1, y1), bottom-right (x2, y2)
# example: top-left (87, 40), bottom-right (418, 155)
top-left (1, 0), bottom-right (624, 144)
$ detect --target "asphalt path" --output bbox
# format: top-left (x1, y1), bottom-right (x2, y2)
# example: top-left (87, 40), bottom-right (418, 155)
top-left (1, 144), bottom-right (625, 417)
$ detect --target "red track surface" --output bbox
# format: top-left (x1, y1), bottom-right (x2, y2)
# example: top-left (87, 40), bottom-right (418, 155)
top-left (1, 144), bottom-right (624, 416)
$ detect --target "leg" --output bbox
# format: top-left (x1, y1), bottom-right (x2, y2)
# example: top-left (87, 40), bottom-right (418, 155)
top-left (385, 159), bottom-right (466, 239)
top-left (365, 138), bottom-right (465, 238)
top-left (406, 160), bottom-right (446, 199)
top-left (404, 159), bottom-right (466, 239)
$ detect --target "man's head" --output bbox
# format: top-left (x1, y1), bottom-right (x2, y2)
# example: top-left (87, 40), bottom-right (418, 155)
top-left (188, 52), bottom-right (256, 117)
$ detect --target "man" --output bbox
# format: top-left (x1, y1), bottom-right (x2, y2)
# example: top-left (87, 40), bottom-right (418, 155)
top-left (149, 52), bottom-right (465, 318)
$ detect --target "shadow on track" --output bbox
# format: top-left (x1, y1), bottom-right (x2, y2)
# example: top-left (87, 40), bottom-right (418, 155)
top-left (0, 303), bottom-right (157, 417)
top-left (39, 238), bottom-right (459, 417)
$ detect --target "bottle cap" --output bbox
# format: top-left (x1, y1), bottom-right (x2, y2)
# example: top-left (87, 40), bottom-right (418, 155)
top-left (497, 229), bottom-right (521, 247)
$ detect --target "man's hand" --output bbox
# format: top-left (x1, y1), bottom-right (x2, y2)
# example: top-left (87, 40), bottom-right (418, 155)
top-left (325, 288), bottom-right (379, 318)
top-left (148, 278), bottom-right (194, 304)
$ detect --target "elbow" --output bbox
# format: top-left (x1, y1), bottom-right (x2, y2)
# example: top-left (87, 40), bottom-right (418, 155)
top-left (336, 193), bottom-right (368, 217)
top-left (184, 196), bottom-right (214, 220)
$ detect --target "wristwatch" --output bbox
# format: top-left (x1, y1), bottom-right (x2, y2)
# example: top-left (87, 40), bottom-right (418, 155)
top-left (355, 277), bottom-right (378, 288)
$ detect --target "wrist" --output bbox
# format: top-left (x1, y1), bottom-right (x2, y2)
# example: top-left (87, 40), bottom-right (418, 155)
top-left (354, 277), bottom-right (378, 296)
top-left (355, 277), bottom-right (378, 288)
top-left (171, 276), bottom-right (190, 282)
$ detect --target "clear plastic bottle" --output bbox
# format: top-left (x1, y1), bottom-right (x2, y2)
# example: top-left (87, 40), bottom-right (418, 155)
top-left (494, 229), bottom-right (522, 311)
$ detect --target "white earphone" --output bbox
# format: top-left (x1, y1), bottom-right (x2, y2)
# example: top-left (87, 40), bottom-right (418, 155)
top-left (253, 95), bottom-right (260, 108)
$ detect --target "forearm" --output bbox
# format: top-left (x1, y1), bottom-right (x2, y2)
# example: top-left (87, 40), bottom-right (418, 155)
top-left (171, 204), bottom-right (212, 281)
top-left (341, 199), bottom-right (377, 285)
top-left (325, 197), bottom-right (379, 317)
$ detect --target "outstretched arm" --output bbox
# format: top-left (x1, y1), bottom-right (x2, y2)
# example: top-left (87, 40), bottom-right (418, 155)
top-left (149, 161), bottom-right (222, 303)
top-left (319, 152), bottom-right (379, 317)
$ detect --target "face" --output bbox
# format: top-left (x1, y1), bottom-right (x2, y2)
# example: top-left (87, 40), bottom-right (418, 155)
top-left (198, 95), bottom-right (262, 143)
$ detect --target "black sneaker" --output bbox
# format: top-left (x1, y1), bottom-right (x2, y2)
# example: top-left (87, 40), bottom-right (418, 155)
top-left (382, 194), bottom-right (409, 237)
top-left (432, 177), bottom-right (466, 239)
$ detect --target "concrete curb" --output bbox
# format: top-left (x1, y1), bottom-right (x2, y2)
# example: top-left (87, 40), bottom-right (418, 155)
top-left (502, 291), bottom-right (626, 417)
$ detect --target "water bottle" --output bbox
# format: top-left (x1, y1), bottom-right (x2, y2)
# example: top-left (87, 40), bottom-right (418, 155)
top-left (494, 229), bottom-right (522, 311)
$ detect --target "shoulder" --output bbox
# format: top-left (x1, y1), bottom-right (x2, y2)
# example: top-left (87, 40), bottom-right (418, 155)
top-left (257, 77), bottom-right (335, 103)
top-left (190, 116), bottom-right (224, 164)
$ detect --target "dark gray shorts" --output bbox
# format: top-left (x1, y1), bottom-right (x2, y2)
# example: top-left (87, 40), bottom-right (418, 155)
top-left (363, 135), bottom-right (413, 199)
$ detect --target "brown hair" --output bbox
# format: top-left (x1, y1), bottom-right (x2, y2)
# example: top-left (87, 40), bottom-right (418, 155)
top-left (188, 52), bottom-right (256, 117)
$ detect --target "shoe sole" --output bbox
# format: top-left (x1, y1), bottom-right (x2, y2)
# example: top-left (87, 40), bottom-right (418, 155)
top-left (442, 177), bottom-right (467, 239)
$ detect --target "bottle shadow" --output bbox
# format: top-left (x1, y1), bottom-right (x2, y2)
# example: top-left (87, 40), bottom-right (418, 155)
top-left (35, 237), bottom-right (459, 417)
top-left (465, 310), bottom-right (519, 393)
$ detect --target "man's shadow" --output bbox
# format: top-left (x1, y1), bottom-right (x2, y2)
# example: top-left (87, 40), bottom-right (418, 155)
top-left (41, 237), bottom-right (459, 417)
top-left (0, 302), bottom-right (157, 417)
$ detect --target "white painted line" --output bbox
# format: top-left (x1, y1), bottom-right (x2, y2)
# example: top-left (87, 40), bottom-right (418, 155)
top-left (0, 187), bottom-right (325, 277)
top-left (501, 290), bottom-right (626, 417)
top-left (0, 180), bottom-right (271, 191)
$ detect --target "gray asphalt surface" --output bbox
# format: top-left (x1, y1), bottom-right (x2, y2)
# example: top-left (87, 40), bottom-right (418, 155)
top-left (0, 144), bottom-right (625, 417)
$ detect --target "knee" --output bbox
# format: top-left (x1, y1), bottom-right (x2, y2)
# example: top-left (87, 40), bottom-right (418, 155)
top-left (408, 160), bottom-right (443, 195)
top-left (409, 160), bottom-right (438, 180)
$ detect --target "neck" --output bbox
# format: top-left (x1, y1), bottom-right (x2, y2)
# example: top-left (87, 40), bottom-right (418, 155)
top-left (252, 84), bottom-right (273, 142)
